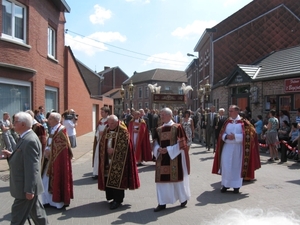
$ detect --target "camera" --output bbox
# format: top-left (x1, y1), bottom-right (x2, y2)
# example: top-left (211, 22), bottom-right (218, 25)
top-left (63, 110), bottom-right (79, 120)
top-left (64, 114), bottom-right (78, 120)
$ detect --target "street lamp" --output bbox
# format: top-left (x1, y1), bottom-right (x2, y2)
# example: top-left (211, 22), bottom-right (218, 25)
top-left (197, 85), bottom-right (204, 107)
top-left (128, 80), bottom-right (134, 109)
top-left (197, 80), bottom-right (211, 109)
top-left (120, 81), bottom-right (135, 110)
top-left (187, 53), bottom-right (197, 57)
top-left (119, 85), bottom-right (125, 112)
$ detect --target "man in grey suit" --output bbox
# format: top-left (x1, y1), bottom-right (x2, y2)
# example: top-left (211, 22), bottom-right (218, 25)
top-left (206, 106), bottom-right (217, 151)
top-left (1, 112), bottom-right (48, 225)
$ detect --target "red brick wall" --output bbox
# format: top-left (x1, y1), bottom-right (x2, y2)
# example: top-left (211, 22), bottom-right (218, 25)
top-left (0, 0), bottom-right (66, 110)
top-left (212, 0), bottom-right (300, 84)
top-left (101, 68), bottom-right (129, 94)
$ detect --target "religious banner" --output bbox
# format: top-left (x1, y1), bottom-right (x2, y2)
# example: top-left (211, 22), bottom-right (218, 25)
top-left (285, 78), bottom-right (300, 93)
top-left (153, 94), bottom-right (185, 103)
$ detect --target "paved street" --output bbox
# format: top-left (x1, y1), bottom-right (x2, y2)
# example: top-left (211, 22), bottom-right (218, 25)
top-left (1, 132), bottom-right (300, 224)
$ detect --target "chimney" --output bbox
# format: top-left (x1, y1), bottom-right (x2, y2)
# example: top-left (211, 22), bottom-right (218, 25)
top-left (104, 66), bottom-right (110, 70)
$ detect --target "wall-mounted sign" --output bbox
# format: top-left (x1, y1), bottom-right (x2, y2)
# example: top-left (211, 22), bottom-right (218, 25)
top-left (153, 94), bottom-right (185, 103)
top-left (285, 78), bottom-right (300, 93)
top-left (229, 72), bottom-right (252, 85)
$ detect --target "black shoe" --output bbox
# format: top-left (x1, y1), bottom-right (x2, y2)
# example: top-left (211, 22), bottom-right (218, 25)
top-left (110, 201), bottom-right (121, 210)
top-left (207, 148), bottom-right (210, 151)
top-left (233, 188), bottom-right (240, 194)
top-left (220, 186), bottom-right (228, 193)
top-left (180, 200), bottom-right (187, 207)
top-left (154, 204), bottom-right (166, 212)
top-left (92, 175), bottom-right (98, 180)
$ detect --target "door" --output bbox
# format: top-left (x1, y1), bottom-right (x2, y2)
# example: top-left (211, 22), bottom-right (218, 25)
top-left (237, 97), bottom-right (248, 112)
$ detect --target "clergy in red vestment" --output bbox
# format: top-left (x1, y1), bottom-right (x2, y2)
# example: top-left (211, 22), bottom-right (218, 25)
top-left (41, 112), bottom-right (73, 209)
top-left (127, 110), bottom-right (152, 165)
top-left (152, 107), bottom-right (191, 212)
top-left (212, 105), bottom-right (261, 194)
top-left (98, 115), bottom-right (140, 210)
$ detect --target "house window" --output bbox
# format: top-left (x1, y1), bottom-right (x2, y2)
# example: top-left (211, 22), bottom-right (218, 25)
top-left (0, 78), bottom-right (31, 115)
top-left (279, 95), bottom-right (291, 111)
top-left (2, 0), bottom-right (26, 42)
top-left (48, 26), bottom-right (56, 58)
top-left (138, 102), bottom-right (142, 109)
top-left (178, 87), bottom-right (183, 94)
top-left (145, 102), bottom-right (148, 109)
top-left (145, 87), bottom-right (149, 98)
top-left (138, 87), bottom-right (142, 98)
top-left (45, 86), bottom-right (58, 113)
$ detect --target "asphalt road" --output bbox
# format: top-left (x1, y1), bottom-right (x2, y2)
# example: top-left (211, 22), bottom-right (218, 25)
top-left (0, 132), bottom-right (300, 224)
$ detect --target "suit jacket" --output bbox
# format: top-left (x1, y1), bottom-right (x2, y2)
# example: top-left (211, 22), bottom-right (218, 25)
top-left (207, 112), bottom-right (217, 129)
top-left (147, 113), bottom-right (153, 130)
top-left (8, 130), bottom-right (43, 199)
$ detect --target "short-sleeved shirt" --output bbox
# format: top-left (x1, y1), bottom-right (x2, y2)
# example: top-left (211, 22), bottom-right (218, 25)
top-left (254, 119), bottom-right (263, 135)
top-left (268, 117), bottom-right (278, 133)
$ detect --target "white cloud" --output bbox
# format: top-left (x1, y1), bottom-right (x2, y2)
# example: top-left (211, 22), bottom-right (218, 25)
top-left (172, 20), bottom-right (217, 39)
top-left (89, 5), bottom-right (112, 25)
top-left (144, 52), bottom-right (188, 70)
top-left (65, 32), bottom-right (127, 56)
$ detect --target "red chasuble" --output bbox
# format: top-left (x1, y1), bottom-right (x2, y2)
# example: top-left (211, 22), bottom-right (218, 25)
top-left (127, 119), bottom-right (152, 162)
top-left (32, 122), bottom-right (46, 159)
top-left (98, 124), bottom-right (140, 190)
top-left (44, 126), bottom-right (74, 205)
top-left (155, 123), bottom-right (189, 183)
top-left (212, 118), bottom-right (261, 180)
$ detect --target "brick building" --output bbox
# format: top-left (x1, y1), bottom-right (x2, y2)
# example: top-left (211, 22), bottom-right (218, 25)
top-left (98, 66), bottom-right (129, 95)
top-left (0, 0), bottom-right (113, 136)
top-left (186, 0), bottom-right (300, 115)
top-left (213, 45), bottom-right (300, 121)
top-left (122, 69), bottom-right (187, 111)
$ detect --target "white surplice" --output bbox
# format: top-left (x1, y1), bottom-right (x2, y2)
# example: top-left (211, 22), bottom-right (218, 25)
top-left (220, 115), bottom-right (243, 188)
top-left (93, 117), bottom-right (108, 176)
top-left (153, 120), bottom-right (191, 205)
top-left (41, 124), bottom-right (64, 209)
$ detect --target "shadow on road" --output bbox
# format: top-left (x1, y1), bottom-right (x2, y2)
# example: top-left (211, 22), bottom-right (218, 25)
top-left (196, 182), bottom-right (249, 206)
top-left (111, 205), bottom-right (187, 224)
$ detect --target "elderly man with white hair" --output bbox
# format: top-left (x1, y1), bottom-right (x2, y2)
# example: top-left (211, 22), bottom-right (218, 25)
top-left (152, 107), bottom-right (190, 212)
top-left (2, 112), bottom-right (48, 224)
top-left (41, 112), bottom-right (74, 209)
top-left (97, 115), bottom-right (140, 210)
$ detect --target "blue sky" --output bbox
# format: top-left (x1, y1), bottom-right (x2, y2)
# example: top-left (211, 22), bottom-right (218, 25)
top-left (65, 0), bottom-right (252, 77)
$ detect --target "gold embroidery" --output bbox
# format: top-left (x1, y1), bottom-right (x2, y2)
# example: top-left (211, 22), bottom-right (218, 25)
top-left (106, 132), bottom-right (117, 139)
